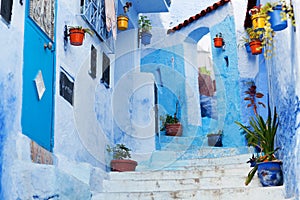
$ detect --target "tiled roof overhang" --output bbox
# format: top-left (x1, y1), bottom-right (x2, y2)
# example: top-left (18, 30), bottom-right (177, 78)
top-left (167, 0), bottom-right (231, 34)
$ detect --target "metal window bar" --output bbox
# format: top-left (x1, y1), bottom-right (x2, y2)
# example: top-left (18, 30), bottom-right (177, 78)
top-left (82, 0), bottom-right (114, 53)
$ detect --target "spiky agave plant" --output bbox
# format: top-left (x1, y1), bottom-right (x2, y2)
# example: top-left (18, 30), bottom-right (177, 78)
top-left (235, 104), bottom-right (279, 185)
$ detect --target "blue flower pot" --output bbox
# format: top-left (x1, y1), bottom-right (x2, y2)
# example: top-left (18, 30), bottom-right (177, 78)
top-left (269, 5), bottom-right (287, 31)
top-left (257, 161), bottom-right (283, 186)
top-left (141, 32), bottom-right (152, 45)
top-left (245, 42), bottom-right (251, 53)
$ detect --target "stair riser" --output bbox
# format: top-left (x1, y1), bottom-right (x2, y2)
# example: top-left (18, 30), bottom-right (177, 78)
top-left (103, 177), bottom-right (261, 192)
top-left (110, 166), bottom-right (251, 181)
top-left (94, 186), bottom-right (285, 200)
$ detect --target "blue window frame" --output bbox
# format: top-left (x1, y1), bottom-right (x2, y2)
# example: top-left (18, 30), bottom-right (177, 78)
top-left (81, 0), bottom-right (114, 53)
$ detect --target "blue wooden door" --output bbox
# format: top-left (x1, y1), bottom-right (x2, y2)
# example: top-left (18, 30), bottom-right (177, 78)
top-left (22, 0), bottom-right (55, 151)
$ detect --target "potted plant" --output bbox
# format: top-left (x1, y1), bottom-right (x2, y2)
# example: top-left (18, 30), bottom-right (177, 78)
top-left (160, 113), bottom-right (183, 136)
top-left (213, 33), bottom-right (224, 48)
top-left (249, 5), bottom-right (267, 31)
top-left (117, 2), bottom-right (132, 31)
top-left (139, 15), bottom-right (152, 45)
top-left (246, 27), bottom-right (263, 55)
top-left (266, 0), bottom-right (295, 31)
top-left (207, 130), bottom-right (223, 147)
top-left (68, 26), bottom-right (93, 46)
top-left (235, 105), bottom-right (283, 186)
top-left (117, 14), bottom-right (129, 31)
top-left (106, 143), bottom-right (138, 172)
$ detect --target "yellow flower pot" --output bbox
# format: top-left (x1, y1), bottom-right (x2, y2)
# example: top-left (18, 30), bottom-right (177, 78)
top-left (117, 16), bottom-right (129, 31)
top-left (251, 13), bottom-right (266, 30)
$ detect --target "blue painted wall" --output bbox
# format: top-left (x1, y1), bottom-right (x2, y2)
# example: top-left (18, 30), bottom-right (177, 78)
top-left (141, 16), bottom-right (245, 148)
top-left (0, 73), bottom-right (17, 199)
top-left (141, 45), bottom-right (185, 121)
top-left (209, 16), bottom-right (243, 147)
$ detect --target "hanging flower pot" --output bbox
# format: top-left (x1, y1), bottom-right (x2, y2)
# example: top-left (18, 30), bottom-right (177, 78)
top-left (117, 15), bottom-right (129, 30)
top-left (245, 42), bottom-right (251, 53)
top-left (249, 40), bottom-right (262, 55)
top-left (269, 5), bottom-right (287, 31)
top-left (139, 15), bottom-right (152, 45)
top-left (69, 29), bottom-right (85, 46)
top-left (213, 33), bottom-right (223, 48)
top-left (251, 13), bottom-right (266, 31)
top-left (68, 26), bottom-right (94, 46)
top-left (141, 32), bottom-right (152, 45)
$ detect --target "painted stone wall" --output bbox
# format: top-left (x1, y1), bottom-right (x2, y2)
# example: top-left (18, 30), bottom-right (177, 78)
top-left (262, 2), bottom-right (299, 197)
top-left (0, 1), bottom-right (24, 198)
top-left (145, 2), bottom-right (244, 148)
top-left (232, 0), bottom-right (300, 198)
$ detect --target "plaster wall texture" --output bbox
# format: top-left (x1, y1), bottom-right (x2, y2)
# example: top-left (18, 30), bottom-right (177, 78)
top-left (257, 0), bottom-right (299, 198)
top-left (144, 2), bottom-right (244, 147)
top-left (0, 1), bottom-right (25, 199)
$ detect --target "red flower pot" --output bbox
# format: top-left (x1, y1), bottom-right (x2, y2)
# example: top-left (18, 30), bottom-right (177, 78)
top-left (69, 29), bottom-right (85, 46)
top-left (213, 37), bottom-right (223, 48)
top-left (166, 123), bottom-right (183, 136)
top-left (110, 159), bottom-right (138, 172)
top-left (250, 40), bottom-right (262, 55)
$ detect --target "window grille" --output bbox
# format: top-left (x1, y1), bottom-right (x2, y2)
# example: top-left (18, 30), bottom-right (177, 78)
top-left (81, 0), bottom-right (114, 53)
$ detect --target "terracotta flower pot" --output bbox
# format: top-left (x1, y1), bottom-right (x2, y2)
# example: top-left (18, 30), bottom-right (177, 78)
top-left (250, 40), bottom-right (262, 55)
top-left (213, 37), bottom-right (223, 48)
top-left (117, 16), bottom-right (129, 31)
top-left (110, 159), bottom-right (138, 172)
top-left (165, 123), bottom-right (183, 136)
top-left (69, 29), bottom-right (85, 46)
top-left (251, 13), bottom-right (266, 31)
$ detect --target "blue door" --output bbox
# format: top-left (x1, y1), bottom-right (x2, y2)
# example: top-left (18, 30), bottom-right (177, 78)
top-left (22, 0), bottom-right (56, 151)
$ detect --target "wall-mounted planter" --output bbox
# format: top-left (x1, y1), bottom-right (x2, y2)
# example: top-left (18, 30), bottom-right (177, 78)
top-left (245, 42), bottom-right (251, 53)
top-left (69, 29), bottom-right (85, 46)
top-left (249, 40), bottom-right (262, 55)
top-left (141, 32), bottom-right (152, 45)
top-left (213, 37), bottom-right (223, 48)
top-left (117, 15), bottom-right (129, 30)
top-left (251, 13), bottom-right (266, 31)
top-left (269, 5), bottom-right (287, 31)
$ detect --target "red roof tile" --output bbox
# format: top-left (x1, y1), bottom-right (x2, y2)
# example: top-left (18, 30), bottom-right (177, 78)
top-left (167, 0), bottom-right (231, 34)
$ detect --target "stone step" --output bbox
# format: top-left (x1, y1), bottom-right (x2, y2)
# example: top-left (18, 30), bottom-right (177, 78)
top-left (93, 186), bottom-right (285, 200)
top-left (109, 164), bottom-right (251, 181)
top-left (103, 175), bottom-right (262, 192)
top-left (141, 152), bottom-right (253, 171)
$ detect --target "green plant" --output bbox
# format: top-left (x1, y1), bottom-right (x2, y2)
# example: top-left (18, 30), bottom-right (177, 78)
top-left (246, 27), bottom-right (261, 41)
top-left (279, 0), bottom-right (296, 26)
top-left (68, 26), bottom-right (94, 36)
top-left (215, 32), bottom-right (222, 38)
top-left (160, 113), bottom-right (180, 131)
top-left (106, 144), bottom-right (132, 160)
top-left (138, 15), bottom-right (152, 33)
top-left (235, 104), bottom-right (279, 185)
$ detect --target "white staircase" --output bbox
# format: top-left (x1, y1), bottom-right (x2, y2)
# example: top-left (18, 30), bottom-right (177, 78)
top-left (92, 148), bottom-right (287, 200)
